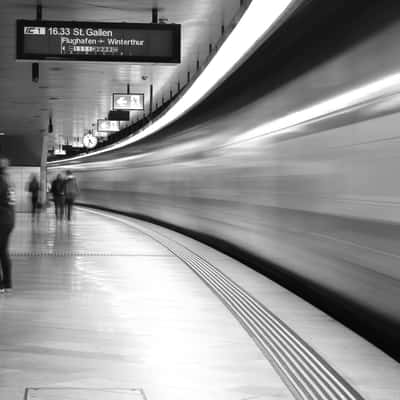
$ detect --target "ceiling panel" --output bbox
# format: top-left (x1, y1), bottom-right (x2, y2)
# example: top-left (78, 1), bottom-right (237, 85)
top-left (0, 0), bottom-right (242, 146)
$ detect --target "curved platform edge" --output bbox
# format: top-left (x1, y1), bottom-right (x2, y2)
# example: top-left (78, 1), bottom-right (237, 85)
top-left (76, 203), bottom-right (400, 364)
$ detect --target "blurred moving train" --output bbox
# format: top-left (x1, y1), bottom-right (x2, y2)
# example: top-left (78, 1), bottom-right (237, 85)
top-left (50, 2), bottom-right (400, 360)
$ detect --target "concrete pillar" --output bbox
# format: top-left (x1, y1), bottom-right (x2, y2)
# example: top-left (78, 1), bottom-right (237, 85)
top-left (40, 131), bottom-right (48, 205)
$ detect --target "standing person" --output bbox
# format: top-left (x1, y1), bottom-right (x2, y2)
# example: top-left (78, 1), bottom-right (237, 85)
top-left (64, 170), bottom-right (79, 221)
top-left (0, 159), bottom-right (15, 293)
top-left (51, 174), bottom-right (65, 221)
top-left (27, 174), bottom-right (40, 222)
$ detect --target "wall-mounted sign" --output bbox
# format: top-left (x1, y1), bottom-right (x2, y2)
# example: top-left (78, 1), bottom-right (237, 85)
top-left (113, 93), bottom-right (144, 110)
top-left (108, 110), bottom-right (130, 121)
top-left (54, 149), bottom-right (66, 155)
top-left (97, 119), bottom-right (120, 132)
top-left (17, 20), bottom-right (181, 63)
top-left (94, 130), bottom-right (107, 138)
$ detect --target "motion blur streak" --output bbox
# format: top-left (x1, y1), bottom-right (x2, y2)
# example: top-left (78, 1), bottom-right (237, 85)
top-left (50, 71), bottom-right (400, 170)
top-left (229, 72), bottom-right (400, 146)
top-left (48, 154), bottom-right (148, 170)
top-left (51, 4), bottom-right (400, 359)
top-left (47, 0), bottom-right (296, 164)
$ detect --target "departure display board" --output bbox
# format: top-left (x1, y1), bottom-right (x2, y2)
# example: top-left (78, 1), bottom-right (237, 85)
top-left (16, 20), bottom-right (181, 63)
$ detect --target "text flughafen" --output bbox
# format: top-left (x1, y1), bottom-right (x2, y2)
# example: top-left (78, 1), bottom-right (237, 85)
top-left (47, 27), bottom-right (145, 47)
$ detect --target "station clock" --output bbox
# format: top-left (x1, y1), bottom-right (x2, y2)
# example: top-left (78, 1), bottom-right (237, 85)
top-left (82, 133), bottom-right (98, 149)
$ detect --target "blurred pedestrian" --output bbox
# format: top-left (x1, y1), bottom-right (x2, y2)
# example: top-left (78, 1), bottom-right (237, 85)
top-left (0, 159), bottom-right (15, 293)
top-left (46, 180), bottom-right (51, 208)
top-left (51, 174), bottom-right (65, 221)
top-left (27, 173), bottom-right (40, 222)
top-left (64, 170), bottom-right (79, 221)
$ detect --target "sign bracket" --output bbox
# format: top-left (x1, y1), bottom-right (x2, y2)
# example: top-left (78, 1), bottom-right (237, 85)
top-left (32, 2), bottom-right (42, 82)
top-left (152, 8), bottom-right (158, 24)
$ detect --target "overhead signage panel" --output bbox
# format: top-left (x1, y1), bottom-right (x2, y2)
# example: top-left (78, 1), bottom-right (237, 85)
top-left (113, 93), bottom-right (144, 110)
top-left (97, 120), bottom-right (120, 132)
top-left (17, 20), bottom-right (181, 63)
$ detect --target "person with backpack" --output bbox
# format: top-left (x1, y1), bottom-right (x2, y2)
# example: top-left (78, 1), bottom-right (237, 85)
top-left (63, 170), bottom-right (79, 221)
top-left (51, 174), bottom-right (65, 221)
top-left (0, 159), bottom-right (15, 293)
top-left (27, 174), bottom-right (40, 222)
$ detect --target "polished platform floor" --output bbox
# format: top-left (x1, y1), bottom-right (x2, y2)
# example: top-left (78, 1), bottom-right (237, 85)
top-left (1, 208), bottom-right (400, 400)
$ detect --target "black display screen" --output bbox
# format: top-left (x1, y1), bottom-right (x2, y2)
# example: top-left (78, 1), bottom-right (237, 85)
top-left (16, 20), bottom-right (181, 63)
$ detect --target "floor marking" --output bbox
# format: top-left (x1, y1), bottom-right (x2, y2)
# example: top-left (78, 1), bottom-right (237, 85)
top-left (79, 207), bottom-right (365, 400)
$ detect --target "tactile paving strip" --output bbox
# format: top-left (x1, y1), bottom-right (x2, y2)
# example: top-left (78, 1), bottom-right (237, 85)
top-left (24, 387), bottom-right (147, 400)
top-left (86, 209), bottom-right (365, 400)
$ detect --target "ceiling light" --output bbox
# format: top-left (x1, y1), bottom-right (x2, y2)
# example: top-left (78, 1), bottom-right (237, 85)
top-left (0, 132), bottom-right (5, 136)
top-left (48, 0), bottom-right (296, 166)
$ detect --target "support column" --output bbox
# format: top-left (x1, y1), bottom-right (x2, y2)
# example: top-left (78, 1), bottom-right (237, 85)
top-left (149, 84), bottom-right (153, 115)
top-left (40, 131), bottom-right (48, 205)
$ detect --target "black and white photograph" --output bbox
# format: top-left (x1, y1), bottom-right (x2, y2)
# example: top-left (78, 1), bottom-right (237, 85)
top-left (0, 1), bottom-right (400, 399)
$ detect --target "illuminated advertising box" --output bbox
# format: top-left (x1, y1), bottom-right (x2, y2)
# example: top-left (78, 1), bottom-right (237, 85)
top-left (17, 20), bottom-right (181, 63)
top-left (97, 120), bottom-right (120, 132)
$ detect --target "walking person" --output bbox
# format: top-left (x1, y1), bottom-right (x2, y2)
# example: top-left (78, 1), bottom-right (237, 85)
top-left (64, 170), bottom-right (79, 221)
top-left (27, 174), bottom-right (40, 222)
top-left (51, 174), bottom-right (65, 221)
top-left (0, 159), bottom-right (15, 293)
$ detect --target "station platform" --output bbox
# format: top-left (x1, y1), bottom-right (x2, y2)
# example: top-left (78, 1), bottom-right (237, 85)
top-left (1, 207), bottom-right (399, 400)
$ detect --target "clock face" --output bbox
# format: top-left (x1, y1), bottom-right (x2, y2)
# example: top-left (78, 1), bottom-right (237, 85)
top-left (83, 134), bottom-right (98, 149)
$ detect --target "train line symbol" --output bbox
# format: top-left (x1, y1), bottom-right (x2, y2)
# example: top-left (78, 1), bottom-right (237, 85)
top-left (24, 27), bottom-right (46, 35)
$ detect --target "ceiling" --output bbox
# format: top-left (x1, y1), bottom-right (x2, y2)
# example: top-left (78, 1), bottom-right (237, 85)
top-left (0, 0), bottom-right (242, 150)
